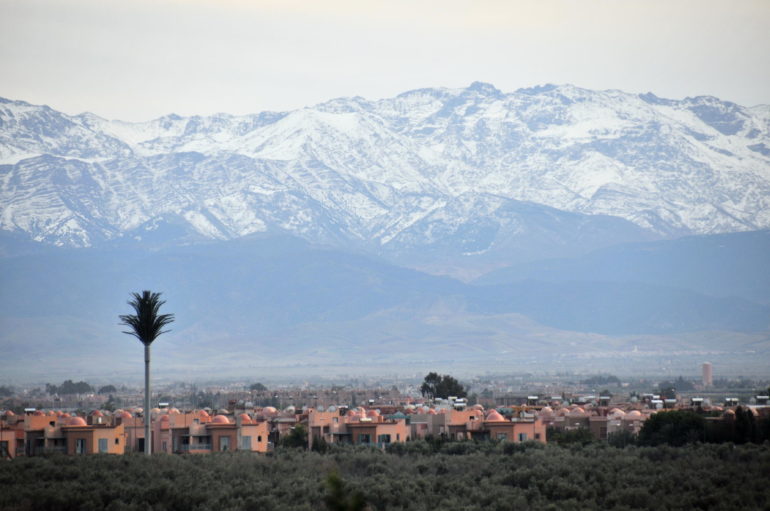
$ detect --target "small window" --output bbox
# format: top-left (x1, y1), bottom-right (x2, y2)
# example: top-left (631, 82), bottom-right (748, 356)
top-left (396, 433), bottom-right (400, 441)
top-left (98, 438), bottom-right (108, 453)
top-left (518, 433), bottom-right (527, 442)
top-left (534, 433), bottom-right (541, 440)
top-left (497, 433), bottom-right (507, 440)
top-left (257, 435), bottom-right (262, 442)
top-left (241, 436), bottom-right (252, 450)
top-left (115, 438), bottom-right (119, 445)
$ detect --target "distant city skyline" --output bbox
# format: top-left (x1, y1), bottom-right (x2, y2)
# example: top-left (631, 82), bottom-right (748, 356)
top-left (1, 0), bottom-right (769, 121)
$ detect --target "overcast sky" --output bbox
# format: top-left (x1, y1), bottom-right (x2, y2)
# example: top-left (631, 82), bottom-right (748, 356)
top-left (1, 0), bottom-right (768, 121)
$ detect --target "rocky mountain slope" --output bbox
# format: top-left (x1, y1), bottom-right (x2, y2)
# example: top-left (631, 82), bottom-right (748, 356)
top-left (1, 84), bottom-right (769, 272)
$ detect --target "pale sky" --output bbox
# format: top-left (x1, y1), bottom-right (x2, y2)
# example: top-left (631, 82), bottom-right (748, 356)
top-left (1, 0), bottom-right (768, 121)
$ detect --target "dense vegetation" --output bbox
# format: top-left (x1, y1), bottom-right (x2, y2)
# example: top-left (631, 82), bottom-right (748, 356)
top-left (419, 373), bottom-right (467, 400)
top-left (43, 381), bottom-right (93, 396)
top-left (1, 441), bottom-right (768, 510)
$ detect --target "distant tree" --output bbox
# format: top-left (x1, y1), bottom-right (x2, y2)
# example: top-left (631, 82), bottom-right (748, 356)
top-left (280, 424), bottom-right (308, 448)
top-left (46, 380), bottom-right (93, 395)
top-left (638, 410), bottom-right (706, 446)
top-left (249, 383), bottom-right (267, 392)
top-left (119, 290), bottom-right (174, 456)
top-left (734, 406), bottom-right (757, 444)
top-left (658, 384), bottom-right (677, 400)
top-left (0, 386), bottom-right (13, 398)
top-left (581, 375), bottom-right (621, 386)
top-left (547, 427), bottom-right (594, 445)
top-left (607, 429), bottom-right (636, 448)
top-left (324, 471), bottom-right (366, 511)
top-left (97, 385), bottom-right (117, 395)
top-left (103, 394), bottom-right (118, 412)
top-left (420, 372), bottom-right (467, 400)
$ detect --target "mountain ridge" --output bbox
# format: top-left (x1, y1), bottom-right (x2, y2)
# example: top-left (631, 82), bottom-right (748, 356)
top-left (2, 83), bottom-right (769, 272)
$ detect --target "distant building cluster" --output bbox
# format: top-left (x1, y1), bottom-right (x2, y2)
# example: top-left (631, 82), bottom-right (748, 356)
top-left (3, 390), bottom-right (769, 458)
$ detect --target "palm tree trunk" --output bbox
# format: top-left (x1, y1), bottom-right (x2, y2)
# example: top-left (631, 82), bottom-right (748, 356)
top-left (144, 343), bottom-right (151, 455)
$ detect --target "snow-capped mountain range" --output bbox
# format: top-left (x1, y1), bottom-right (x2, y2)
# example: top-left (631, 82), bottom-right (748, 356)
top-left (2, 82), bottom-right (769, 261)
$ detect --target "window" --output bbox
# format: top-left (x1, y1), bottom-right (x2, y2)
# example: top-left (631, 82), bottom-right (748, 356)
top-left (377, 434), bottom-right (391, 444)
top-left (241, 436), bottom-right (252, 450)
top-left (396, 433), bottom-right (400, 441)
top-left (0, 441), bottom-right (8, 457)
top-left (535, 433), bottom-right (541, 440)
top-left (76, 439), bottom-right (86, 454)
top-left (358, 434), bottom-right (371, 444)
top-left (333, 417), bottom-right (338, 423)
top-left (115, 438), bottom-right (119, 445)
top-left (497, 433), bottom-right (507, 440)
top-left (162, 441), bottom-right (167, 452)
top-left (98, 438), bottom-right (108, 453)
top-left (220, 436), bottom-right (230, 452)
top-left (518, 433), bottom-right (527, 442)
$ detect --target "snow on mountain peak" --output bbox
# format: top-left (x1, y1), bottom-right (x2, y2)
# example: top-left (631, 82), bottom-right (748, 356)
top-left (1, 84), bottom-right (769, 254)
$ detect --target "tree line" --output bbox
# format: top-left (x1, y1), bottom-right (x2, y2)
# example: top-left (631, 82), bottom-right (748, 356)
top-left (0, 441), bottom-right (767, 510)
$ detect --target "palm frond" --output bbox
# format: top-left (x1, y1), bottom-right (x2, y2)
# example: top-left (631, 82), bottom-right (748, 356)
top-left (118, 290), bottom-right (175, 345)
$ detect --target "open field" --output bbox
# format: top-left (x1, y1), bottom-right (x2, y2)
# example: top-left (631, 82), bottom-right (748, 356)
top-left (1, 442), bottom-right (769, 510)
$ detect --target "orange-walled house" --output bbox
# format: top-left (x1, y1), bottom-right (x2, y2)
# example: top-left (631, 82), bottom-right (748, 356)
top-left (347, 419), bottom-right (409, 447)
top-left (60, 416), bottom-right (126, 455)
top-left (308, 408), bottom-right (410, 448)
top-left (1, 411), bottom-right (22, 459)
top-left (150, 411), bottom-right (270, 454)
top-left (479, 409), bottom-right (546, 443)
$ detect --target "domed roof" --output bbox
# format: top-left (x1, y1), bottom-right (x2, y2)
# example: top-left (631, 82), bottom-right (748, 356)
top-left (68, 416), bottom-right (87, 426)
top-left (4, 410), bottom-right (14, 417)
top-left (723, 409), bottom-right (736, 417)
top-left (61, 413), bottom-right (71, 418)
top-left (539, 406), bottom-right (553, 415)
top-left (33, 410), bottom-right (45, 416)
top-left (117, 411), bottom-right (132, 420)
top-left (169, 408), bottom-right (180, 415)
top-left (211, 415), bottom-right (231, 424)
top-left (198, 410), bottom-right (210, 418)
top-left (625, 410), bottom-right (642, 419)
top-left (427, 408), bottom-right (437, 415)
top-left (150, 408), bottom-right (161, 415)
top-left (262, 406), bottom-right (277, 415)
top-left (366, 409), bottom-right (380, 417)
top-left (568, 407), bottom-right (587, 417)
top-left (485, 410), bottom-right (506, 422)
top-left (134, 407), bottom-right (143, 414)
top-left (47, 410), bottom-right (57, 416)
top-left (346, 409), bottom-right (359, 418)
top-left (160, 414), bottom-right (170, 421)
top-left (239, 413), bottom-right (252, 424)
top-left (284, 406), bottom-right (296, 414)
top-left (91, 410), bottom-right (103, 417)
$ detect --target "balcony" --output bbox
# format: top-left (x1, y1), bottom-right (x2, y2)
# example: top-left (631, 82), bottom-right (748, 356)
top-left (179, 443), bottom-right (211, 451)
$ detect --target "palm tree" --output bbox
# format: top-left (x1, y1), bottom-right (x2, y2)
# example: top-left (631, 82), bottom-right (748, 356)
top-left (119, 290), bottom-right (174, 455)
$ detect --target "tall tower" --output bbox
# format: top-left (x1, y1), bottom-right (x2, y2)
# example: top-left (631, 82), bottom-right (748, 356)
top-left (702, 362), bottom-right (713, 387)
